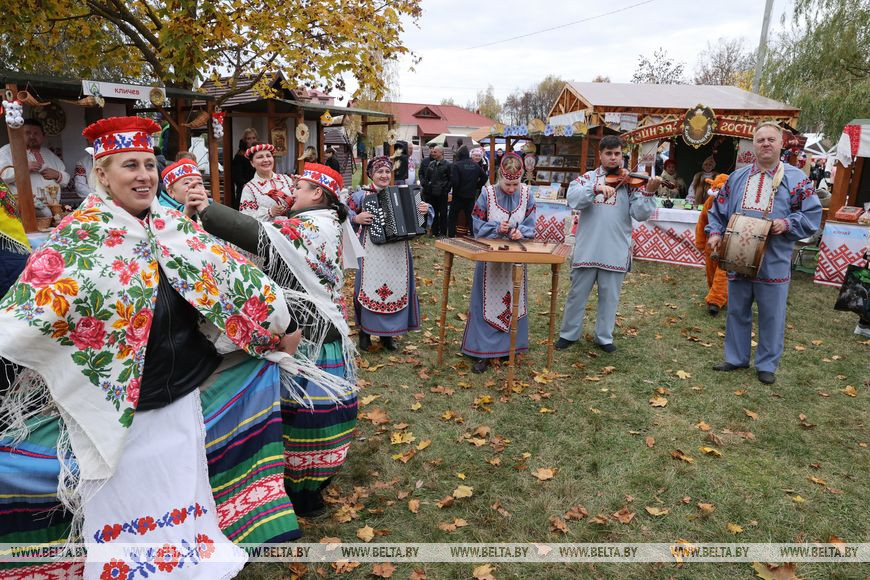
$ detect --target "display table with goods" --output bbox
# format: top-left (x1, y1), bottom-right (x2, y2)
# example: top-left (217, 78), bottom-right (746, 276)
top-left (631, 205), bottom-right (705, 268)
top-left (813, 220), bottom-right (870, 287)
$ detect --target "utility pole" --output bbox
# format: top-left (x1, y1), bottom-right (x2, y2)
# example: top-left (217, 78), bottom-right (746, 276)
top-left (752, 0), bottom-right (775, 93)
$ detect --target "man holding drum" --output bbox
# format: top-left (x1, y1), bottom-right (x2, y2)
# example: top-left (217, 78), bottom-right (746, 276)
top-left (706, 123), bottom-right (821, 384)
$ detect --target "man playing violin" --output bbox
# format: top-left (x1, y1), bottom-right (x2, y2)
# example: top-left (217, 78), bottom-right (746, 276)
top-left (706, 123), bottom-right (821, 385)
top-left (555, 135), bottom-right (661, 353)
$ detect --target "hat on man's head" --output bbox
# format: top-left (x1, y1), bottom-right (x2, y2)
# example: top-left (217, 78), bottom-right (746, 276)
top-left (82, 116), bottom-right (161, 159)
top-left (161, 159), bottom-right (201, 189)
top-left (245, 143), bottom-right (275, 159)
top-left (294, 163), bottom-right (343, 196)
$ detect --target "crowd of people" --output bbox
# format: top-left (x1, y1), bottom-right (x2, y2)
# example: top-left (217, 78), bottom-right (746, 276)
top-left (0, 112), bottom-right (844, 577)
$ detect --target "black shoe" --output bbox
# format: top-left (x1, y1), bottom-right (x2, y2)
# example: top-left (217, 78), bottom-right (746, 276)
top-left (554, 337), bottom-right (576, 350)
top-left (472, 358), bottom-right (490, 374)
top-left (708, 304), bottom-right (720, 316)
top-left (596, 342), bottom-right (617, 353)
top-left (712, 361), bottom-right (748, 372)
top-left (358, 331), bottom-right (371, 352)
top-left (757, 371), bottom-right (776, 385)
top-left (381, 336), bottom-right (398, 351)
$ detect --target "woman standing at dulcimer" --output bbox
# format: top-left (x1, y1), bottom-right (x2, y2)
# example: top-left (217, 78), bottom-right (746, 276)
top-left (460, 152), bottom-right (537, 374)
top-left (239, 142), bottom-right (296, 222)
top-left (347, 156), bottom-right (429, 352)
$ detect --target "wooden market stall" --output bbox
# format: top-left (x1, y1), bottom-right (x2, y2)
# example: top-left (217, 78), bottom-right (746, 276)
top-left (0, 71), bottom-right (216, 233)
top-left (813, 119), bottom-right (870, 287)
top-left (199, 74), bottom-right (394, 207)
top-left (548, 82), bottom-right (802, 187)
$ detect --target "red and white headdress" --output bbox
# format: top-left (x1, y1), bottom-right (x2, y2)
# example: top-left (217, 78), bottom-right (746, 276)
top-left (245, 143), bottom-right (275, 159)
top-left (498, 152), bottom-right (525, 180)
top-left (161, 159), bottom-right (201, 189)
top-left (294, 162), bottom-right (343, 196)
top-left (82, 116), bottom-right (161, 160)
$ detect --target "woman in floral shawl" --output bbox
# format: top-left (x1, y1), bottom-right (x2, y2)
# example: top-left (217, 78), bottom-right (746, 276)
top-left (191, 162), bottom-right (360, 519)
top-left (0, 117), bottom-right (303, 579)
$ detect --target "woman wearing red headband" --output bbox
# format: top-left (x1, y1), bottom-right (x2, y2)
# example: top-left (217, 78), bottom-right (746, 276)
top-left (346, 156), bottom-right (430, 352)
top-left (0, 117), bottom-right (304, 577)
top-left (460, 153), bottom-right (536, 373)
top-left (239, 142), bottom-right (296, 222)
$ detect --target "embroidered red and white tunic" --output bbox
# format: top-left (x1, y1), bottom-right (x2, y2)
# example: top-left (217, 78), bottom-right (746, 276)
top-left (239, 173), bottom-right (295, 222)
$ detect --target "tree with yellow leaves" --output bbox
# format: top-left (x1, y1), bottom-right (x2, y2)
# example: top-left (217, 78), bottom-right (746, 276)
top-left (1, 0), bottom-right (422, 104)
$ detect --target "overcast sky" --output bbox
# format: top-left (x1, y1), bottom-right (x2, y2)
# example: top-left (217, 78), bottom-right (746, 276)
top-left (341, 0), bottom-right (793, 106)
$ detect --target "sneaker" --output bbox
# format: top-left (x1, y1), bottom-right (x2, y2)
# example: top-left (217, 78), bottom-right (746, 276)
top-left (554, 337), bottom-right (576, 350)
top-left (472, 358), bottom-right (490, 374)
top-left (596, 343), bottom-right (617, 353)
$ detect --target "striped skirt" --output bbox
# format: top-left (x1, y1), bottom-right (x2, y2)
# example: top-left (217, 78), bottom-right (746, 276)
top-left (201, 355), bottom-right (300, 544)
top-left (283, 340), bottom-right (358, 498)
top-left (0, 355), bottom-right (298, 578)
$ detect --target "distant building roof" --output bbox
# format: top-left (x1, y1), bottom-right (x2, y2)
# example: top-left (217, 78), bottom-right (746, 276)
top-left (552, 82), bottom-right (799, 117)
top-left (384, 102), bottom-right (496, 136)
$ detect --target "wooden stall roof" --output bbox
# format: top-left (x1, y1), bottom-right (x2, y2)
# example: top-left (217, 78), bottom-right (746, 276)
top-left (0, 71), bottom-right (212, 101)
top-left (549, 82), bottom-right (799, 119)
top-left (219, 96), bottom-right (392, 119)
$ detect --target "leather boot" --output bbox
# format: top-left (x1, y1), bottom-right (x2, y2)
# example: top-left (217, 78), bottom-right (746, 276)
top-left (358, 331), bottom-right (371, 352)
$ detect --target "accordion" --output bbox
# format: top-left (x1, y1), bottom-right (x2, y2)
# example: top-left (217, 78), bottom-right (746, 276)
top-left (363, 185), bottom-right (426, 244)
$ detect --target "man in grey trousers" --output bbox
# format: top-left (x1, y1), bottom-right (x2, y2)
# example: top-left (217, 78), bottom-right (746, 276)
top-left (555, 135), bottom-right (661, 353)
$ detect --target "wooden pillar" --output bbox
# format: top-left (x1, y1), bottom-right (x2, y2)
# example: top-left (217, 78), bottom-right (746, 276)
top-left (361, 115), bottom-right (369, 186)
top-left (594, 125), bottom-right (604, 167)
top-left (222, 112), bottom-right (234, 208)
top-left (630, 145), bottom-right (638, 171)
top-left (388, 118), bottom-right (395, 186)
top-left (489, 136), bottom-right (496, 183)
top-left (830, 161), bottom-right (851, 214)
top-left (206, 101), bottom-right (221, 204)
top-left (848, 157), bottom-right (864, 204)
top-left (580, 133), bottom-right (589, 172)
top-left (317, 119), bottom-right (324, 163)
top-left (176, 98), bottom-right (189, 153)
top-left (3, 83), bottom-right (36, 232)
top-left (295, 107), bottom-right (305, 175)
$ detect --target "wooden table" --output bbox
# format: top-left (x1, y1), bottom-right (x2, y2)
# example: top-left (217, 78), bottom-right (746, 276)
top-left (435, 237), bottom-right (571, 387)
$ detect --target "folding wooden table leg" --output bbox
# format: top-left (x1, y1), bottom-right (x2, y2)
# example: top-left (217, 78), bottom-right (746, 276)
top-left (507, 263), bottom-right (523, 388)
top-left (436, 251), bottom-right (454, 366)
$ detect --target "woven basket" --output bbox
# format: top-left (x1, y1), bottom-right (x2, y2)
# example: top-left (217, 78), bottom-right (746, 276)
top-left (36, 216), bottom-right (53, 230)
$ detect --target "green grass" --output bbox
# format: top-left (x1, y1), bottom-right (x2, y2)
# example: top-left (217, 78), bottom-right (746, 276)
top-left (244, 237), bottom-right (869, 579)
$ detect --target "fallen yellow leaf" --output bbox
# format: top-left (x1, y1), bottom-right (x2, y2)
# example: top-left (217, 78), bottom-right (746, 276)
top-left (549, 516), bottom-right (569, 534)
top-left (645, 436), bottom-right (655, 448)
top-left (808, 476), bottom-right (827, 486)
top-left (842, 385), bottom-right (858, 397)
top-left (697, 502), bottom-right (715, 514)
top-left (410, 401), bottom-right (422, 411)
top-left (744, 408), bottom-right (759, 420)
top-left (416, 439), bottom-right (431, 451)
top-left (696, 421), bottom-right (712, 431)
top-left (699, 446), bottom-right (722, 457)
top-left (390, 431), bottom-right (416, 445)
top-left (531, 467), bottom-right (556, 481)
top-left (456, 473), bottom-right (466, 480)
top-left (791, 495), bottom-right (806, 504)
top-left (452, 485), bottom-right (474, 499)
top-left (371, 562), bottom-right (397, 578)
top-left (727, 522), bottom-right (744, 534)
top-left (750, 562), bottom-right (799, 580)
top-left (649, 395), bottom-right (668, 408)
top-left (645, 506), bottom-right (670, 517)
top-left (356, 525), bottom-right (375, 542)
top-left (676, 370), bottom-right (691, 380)
top-left (671, 449), bottom-right (694, 464)
top-left (472, 563), bottom-right (496, 580)
top-left (360, 394), bottom-right (380, 406)
top-left (408, 499), bottom-right (420, 513)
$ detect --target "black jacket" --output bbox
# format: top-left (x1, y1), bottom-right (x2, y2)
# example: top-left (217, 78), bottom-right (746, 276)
top-left (231, 145), bottom-right (256, 196)
top-left (138, 268), bottom-right (222, 411)
top-left (324, 156), bottom-right (341, 174)
top-left (424, 158), bottom-right (452, 197)
top-left (450, 149), bottom-right (487, 199)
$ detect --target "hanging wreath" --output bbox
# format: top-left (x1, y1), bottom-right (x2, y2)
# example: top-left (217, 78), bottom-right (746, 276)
top-left (386, 129), bottom-right (398, 145)
top-left (295, 123), bottom-right (310, 143)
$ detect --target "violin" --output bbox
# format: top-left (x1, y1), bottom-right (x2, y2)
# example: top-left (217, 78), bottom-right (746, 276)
top-left (604, 168), bottom-right (651, 189)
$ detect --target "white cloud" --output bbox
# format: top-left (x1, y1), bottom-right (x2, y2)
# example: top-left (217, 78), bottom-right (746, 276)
top-left (340, 0), bottom-right (790, 105)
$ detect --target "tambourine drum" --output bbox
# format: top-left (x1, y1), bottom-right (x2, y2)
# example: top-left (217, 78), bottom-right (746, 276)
top-left (718, 214), bottom-right (771, 278)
